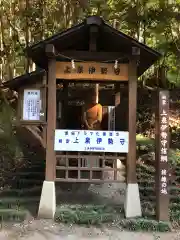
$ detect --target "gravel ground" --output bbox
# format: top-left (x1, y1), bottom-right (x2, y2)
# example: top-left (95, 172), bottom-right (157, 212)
top-left (0, 220), bottom-right (180, 240)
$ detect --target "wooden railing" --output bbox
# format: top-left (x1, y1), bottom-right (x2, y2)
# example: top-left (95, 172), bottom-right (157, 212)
top-left (56, 152), bottom-right (126, 183)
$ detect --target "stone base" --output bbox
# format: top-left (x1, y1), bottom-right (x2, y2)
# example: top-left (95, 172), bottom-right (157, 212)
top-left (124, 183), bottom-right (142, 218)
top-left (38, 181), bottom-right (56, 219)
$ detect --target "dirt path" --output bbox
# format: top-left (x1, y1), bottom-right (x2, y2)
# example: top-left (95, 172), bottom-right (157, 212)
top-left (0, 220), bottom-right (180, 240)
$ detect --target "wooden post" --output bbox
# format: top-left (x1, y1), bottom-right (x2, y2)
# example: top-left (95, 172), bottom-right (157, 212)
top-left (38, 44), bottom-right (56, 219)
top-left (125, 50), bottom-right (141, 218)
top-left (62, 81), bottom-right (68, 128)
top-left (155, 90), bottom-right (169, 221)
top-left (45, 44), bottom-right (56, 181)
top-left (42, 73), bottom-right (47, 148)
top-left (115, 84), bottom-right (120, 110)
top-left (127, 59), bottom-right (137, 184)
top-left (89, 25), bottom-right (99, 102)
top-left (88, 24), bottom-right (99, 170)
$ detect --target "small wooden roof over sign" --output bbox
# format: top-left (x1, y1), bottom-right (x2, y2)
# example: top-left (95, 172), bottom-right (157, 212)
top-left (27, 16), bottom-right (161, 77)
top-left (3, 69), bottom-right (45, 91)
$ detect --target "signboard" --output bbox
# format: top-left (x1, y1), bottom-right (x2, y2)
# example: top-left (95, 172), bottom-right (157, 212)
top-left (22, 89), bottom-right (41, 121)
top-left (155, 90), bottom-right (169, 221)
top-left (56, 62), bottom-right (128, 81)
top-left (54, 130), bottom-right (129, 153)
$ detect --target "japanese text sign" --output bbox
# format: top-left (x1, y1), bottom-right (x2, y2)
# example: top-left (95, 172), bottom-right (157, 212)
top-left (54, 130), bottom-right (129, 153)
top-left (155, 90), bottom-right (169, 221)
top-left (56, 62), bottom-right (128, 81)
top-left (22, 89), bottom-right (41, 121)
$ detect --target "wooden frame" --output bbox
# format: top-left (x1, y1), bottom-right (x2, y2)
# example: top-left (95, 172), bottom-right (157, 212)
top-left (56, 152), bottom-right (126, 183)
top-left (45, 43), bottom-right (131, 184)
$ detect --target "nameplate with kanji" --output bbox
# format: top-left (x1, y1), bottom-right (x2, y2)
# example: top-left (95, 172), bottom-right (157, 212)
top-left (56, 62), bottom-right (128, 81)
top-left (54, 130), bottom-right (129, 153)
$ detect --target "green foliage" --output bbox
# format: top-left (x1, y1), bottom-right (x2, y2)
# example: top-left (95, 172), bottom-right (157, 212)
top-left (0, 101), bottom-right (24, 189)
top-left (0, 102), bottom-right (22, 159)
top-left (169, 149), bottom-right (180, 166)
top-left (55, 204), bottom-right (121, 225)
top-left (119, 219), bottom-right (170, 232)
top-left (55, 204), bottom-right (170, 232)
top-left (136, 134), bottom-right (154, 146)
top-left (0, 103), bottom-right (22, 160)
top-left (0, 209), bottom-right (28, 223)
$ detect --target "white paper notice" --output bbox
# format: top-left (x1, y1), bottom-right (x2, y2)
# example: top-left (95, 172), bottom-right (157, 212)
top-left (23, 89), bottom-right (41, 121)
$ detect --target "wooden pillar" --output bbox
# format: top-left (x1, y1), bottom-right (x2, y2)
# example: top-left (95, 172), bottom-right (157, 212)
top-left (115, 84), bottom-right (121, 108)
top-left (124, 51), bottom-right (141, 218)
top-left (89, 25), bottom-right (99, 102)
top-left (127, 59), bottom-right (137, 183)
top-left (42, 73), bottom-right (47, 148)
top-left (113, 83), bottom-right (120, 131)
top-left (38, 44), bottom-right (56, 219)
top-left (45, 44), bottom-right (56, 181)
top-left (62, 81), bottom-right (68, 128)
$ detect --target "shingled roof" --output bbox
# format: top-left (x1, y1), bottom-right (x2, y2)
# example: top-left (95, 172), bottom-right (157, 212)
top-left (27, 16), bottom-right (161, 77)
top-left (3, 69), bottom-right (45, 91)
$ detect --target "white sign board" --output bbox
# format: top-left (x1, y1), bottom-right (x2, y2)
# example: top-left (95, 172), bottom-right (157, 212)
top-left (54, 130), bottom-right (129, 153)
top-left (23, 89), bottom-right (41, 121)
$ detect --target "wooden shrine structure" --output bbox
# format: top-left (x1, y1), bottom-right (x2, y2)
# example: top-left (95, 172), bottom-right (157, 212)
top-left (3, 16), bottom-right (169, 221)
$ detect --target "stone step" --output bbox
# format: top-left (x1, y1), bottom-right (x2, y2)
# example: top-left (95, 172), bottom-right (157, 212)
top-left (0, 209), bottom-right (29, 222)
top-left (19, 165), bottom-right (45, 172)
top-left (0, 197), bottom-right (39, 209)
top-left (12, 171), bottom-right (45, 179)
top-left (0, 186), bottom-right (42, 197)
top-left (0, 197), bottom-right (39, 204)
top-left (11, 179), bottom-right (43, 188)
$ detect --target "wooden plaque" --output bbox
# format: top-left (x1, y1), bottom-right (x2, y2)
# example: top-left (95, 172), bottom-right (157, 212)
top-left (56, 61), bottom-right (128, 81)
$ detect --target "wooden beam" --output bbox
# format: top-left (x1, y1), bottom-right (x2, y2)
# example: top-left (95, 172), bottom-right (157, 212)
top-left (46, 44), bottom-right (57, 57)
top-left (127, 58), bottom-right (137, 183)
top-left (86, 16), bottom-right (103, 26)
top-left (58, 51), bottom-right (127, 62)
top-left (45, 44), bottom-right (56, 181)
top-left (89, 25), bottom-right (99, 52)
top-left (115, 84), bottom-right (121, 107)
top-left (89, 25), bottom-right (99, 102)
top-left (62, 81), bottom-right (68, 128)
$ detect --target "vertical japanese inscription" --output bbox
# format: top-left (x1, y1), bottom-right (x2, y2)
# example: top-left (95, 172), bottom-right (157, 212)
top-left (155, 90), bottom-right (169, 221)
